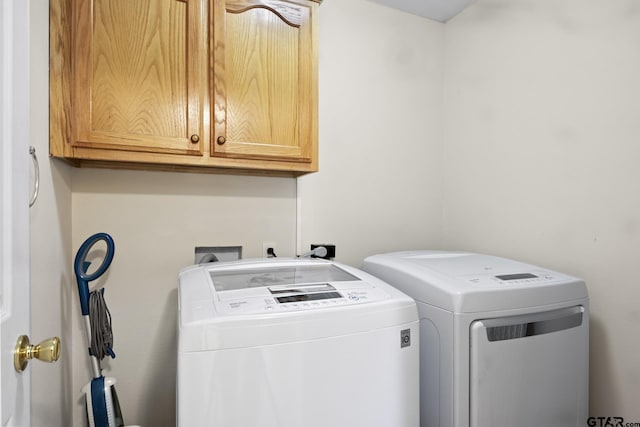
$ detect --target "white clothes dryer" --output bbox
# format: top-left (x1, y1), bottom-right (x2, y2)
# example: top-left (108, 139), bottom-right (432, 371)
top-left (177, 258), bottom-right (419, 427)
top-left (362, 251), bottom-right (589, 427)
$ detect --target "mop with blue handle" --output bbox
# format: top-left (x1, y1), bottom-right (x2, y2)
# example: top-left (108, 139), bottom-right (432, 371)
top-left (74, 232), bottom-right (124, 427)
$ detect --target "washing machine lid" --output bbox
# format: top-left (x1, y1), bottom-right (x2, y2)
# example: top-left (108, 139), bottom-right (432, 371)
top-left (178, 258), bottom-right (418, 352)
top-left (362, 251), bottom-right (588, 313)
top-left (208, 262), bottom-right (359, 292)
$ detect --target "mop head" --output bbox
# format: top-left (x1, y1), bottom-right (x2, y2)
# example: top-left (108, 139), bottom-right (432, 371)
top-left (82, 377), bottom-right (125, 427)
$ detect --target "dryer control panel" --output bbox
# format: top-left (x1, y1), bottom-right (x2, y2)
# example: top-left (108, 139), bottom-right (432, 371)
top-left (465, 270), bottom-right (561, 287)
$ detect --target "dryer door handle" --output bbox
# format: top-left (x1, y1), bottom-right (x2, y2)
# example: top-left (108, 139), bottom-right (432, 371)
top-left (475, 305), bottom-right (584, 342)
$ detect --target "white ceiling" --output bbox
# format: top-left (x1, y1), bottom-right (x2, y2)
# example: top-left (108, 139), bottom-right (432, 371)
top-left (368, 0), bottom-right (475, 22)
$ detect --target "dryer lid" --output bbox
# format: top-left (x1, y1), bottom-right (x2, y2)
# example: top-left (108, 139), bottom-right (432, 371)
top-left (362, 251), bottom-right (588, 313)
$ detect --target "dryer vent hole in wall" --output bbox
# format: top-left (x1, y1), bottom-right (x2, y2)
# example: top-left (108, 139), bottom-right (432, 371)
top-left (194, 246), bottom-right (242, 264)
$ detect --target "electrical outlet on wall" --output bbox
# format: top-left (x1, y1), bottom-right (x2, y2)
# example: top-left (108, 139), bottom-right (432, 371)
top-left (262, 242), bottom-right (277, 258)
top-left (194, 246), bottom-right (242, 264)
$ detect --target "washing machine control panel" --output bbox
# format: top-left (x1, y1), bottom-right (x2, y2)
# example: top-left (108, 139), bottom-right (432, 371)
top-left (204, 262), bottom-right (392, 315)
top-left (465, 270), bottom-right (561, 287)
top-left (218, 282), bottom-right (390, 315)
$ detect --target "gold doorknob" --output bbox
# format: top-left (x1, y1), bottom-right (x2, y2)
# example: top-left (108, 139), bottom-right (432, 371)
top-left (14, 335), bottom-right (61, 372)
top-left (216, 136), bottom-right (226, 145)
top-left (190, 134), bottom-right (200, 143)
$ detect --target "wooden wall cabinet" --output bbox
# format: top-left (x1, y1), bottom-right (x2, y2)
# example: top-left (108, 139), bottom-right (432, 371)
top-left (50, 0), bottom-right (320, 176)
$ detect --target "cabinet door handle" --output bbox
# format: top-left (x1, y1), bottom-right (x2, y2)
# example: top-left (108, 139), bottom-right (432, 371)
top-left (217, 136), bottom-right (226, 145)
top-left (190, 134), bottom-right (200, 144)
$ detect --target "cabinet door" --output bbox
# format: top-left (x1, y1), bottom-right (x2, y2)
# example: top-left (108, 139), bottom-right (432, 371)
top-left (212, 0), bottom-right (318, 163)
top-left (73, 0), bottom-right (205, 155)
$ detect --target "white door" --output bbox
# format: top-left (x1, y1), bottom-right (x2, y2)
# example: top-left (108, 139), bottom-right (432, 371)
top-left (1, 0), bottom-right (32, 425)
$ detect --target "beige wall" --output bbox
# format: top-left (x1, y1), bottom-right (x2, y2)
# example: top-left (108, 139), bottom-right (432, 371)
top-left (29, 0), bottom-right (73, 425)
top-left (299, 0), bottom-right (445, 265)
top-left (64, 2), bottom-right (444, 426)
top-left (65, 2), bottom-right (444, 425)
top-left (443, 0), bottom-right (640, 419)
top-left (70, 170), bottom-right (296, 426)
top-left (33, 0), bottom-right (640, 424)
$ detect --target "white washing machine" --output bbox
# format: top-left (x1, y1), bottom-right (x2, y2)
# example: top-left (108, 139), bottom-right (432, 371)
top-left (177, 258), bottom-right (419, 427)
top-left (362, 251), bottom-right (589, 427)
